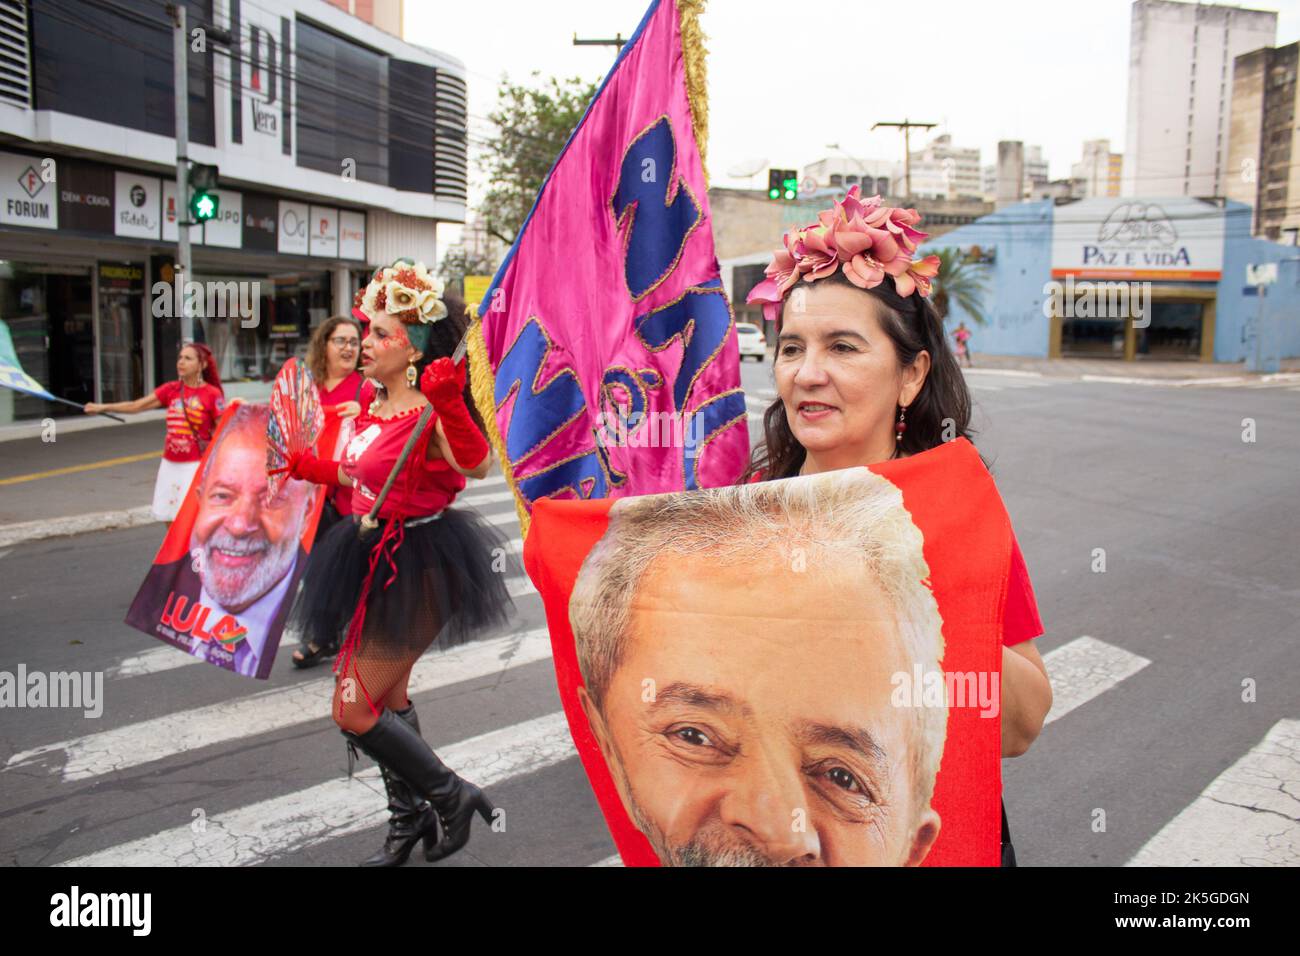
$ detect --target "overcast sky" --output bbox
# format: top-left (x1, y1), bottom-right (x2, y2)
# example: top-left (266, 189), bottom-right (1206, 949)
top-left (406, 0), bottom-right (1300, 243)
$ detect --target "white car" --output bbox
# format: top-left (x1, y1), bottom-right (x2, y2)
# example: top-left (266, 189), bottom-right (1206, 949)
top-left (736, 322), bottom-right (768, 362)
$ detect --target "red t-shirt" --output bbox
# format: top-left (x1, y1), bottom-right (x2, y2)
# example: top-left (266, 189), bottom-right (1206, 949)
top-left (341, 401), bottom-right (466, 519)
top-left (154, 381), bottom-right (224, 462)
top-left (318, 372), bottom-right (365, 514)
top-left (318, 371), bottom-right (364, 408)
top-left (748, 467), bottom-right (1043, 647)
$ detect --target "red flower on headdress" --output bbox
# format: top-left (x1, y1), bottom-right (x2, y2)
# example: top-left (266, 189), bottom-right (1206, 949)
top-left (745, 185), bottom-right (942, 320)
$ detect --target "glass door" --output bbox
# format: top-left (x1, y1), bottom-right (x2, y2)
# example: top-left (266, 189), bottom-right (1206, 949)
top-left (96, 262), bottom-right (145, 404)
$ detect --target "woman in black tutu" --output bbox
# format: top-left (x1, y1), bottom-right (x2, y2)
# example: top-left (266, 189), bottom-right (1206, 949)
top-left (286, 260), bottom-right (514, 866)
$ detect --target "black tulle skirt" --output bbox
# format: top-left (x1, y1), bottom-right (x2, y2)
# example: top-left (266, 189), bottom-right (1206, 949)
top-left (291, 507), bottom-right (518, 656)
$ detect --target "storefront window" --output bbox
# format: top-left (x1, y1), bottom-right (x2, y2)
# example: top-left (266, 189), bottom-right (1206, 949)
top-left (192, 270), bottom-right (331, 386)
top-left (1136, 301), bottom-right (1203, 359)
top-left (1061, 317), bottom-right (1125, 357)
top-left (0, 261), bottom-right (93, 421)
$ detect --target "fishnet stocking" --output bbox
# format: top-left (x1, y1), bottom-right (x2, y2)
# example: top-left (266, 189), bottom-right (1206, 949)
top-left (332, 585), bottom-right (442, 734)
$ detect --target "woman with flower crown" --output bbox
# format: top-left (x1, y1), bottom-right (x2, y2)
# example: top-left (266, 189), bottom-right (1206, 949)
top-left (744, 187), bottom-right (1053, 865)
top-left (284, 259), bottom-right (514, 866)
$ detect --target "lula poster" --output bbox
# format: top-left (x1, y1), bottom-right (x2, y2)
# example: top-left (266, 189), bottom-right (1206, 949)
top-left (124, 401), bottom-right (345, 679)
top-left (524, 437), bottom-right (1012, 866)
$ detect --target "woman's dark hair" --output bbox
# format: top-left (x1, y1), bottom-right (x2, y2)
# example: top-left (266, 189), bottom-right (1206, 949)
top-left (306, 315), bottom-right (361, 384)
top-left (741, 271), bottom-right (975, 481)
top-left (405, 289), bottom-right (488, 435)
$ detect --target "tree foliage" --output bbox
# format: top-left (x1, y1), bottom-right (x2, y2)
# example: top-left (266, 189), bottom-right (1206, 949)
top-left (929, 247), bottom-right (991, 326)
top-left (478, 72), bottom-right (599, 247)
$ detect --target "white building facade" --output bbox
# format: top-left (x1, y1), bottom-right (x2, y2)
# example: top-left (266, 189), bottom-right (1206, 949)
top-left (0, 0), bottom-right (468, 420)
top-left (908, 134), bottom-right (982, 200)
top-left (1123, 0), bottom-right (1276, 198)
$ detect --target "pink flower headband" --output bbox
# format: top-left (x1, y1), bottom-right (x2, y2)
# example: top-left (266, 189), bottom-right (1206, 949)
top-left (745, 185), bottom-right (941, 323)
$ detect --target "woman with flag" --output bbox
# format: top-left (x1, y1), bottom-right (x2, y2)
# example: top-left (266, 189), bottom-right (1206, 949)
top-left (282, 260), bottom-right (514, 866)
top-left (84, 343), bottom-right (224, 523)
top-left (744, 186), bottom-right (1054, 866)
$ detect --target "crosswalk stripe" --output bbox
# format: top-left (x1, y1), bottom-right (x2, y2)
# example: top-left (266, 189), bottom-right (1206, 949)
top-left (56, 710), bottom-right (576, 867)
top-left (459, 488), bottom-right (517, 507)
top-left (7, 627), bottom-right (554, 782)
top-left (107, 647), bottom-right (201, 679)
top-left (1124, 719), bottom-right (1300, 866)
top-left (107, 553), bottom-right (534, 679)
top-left (1040, 636), bottom-right (1151, 725)
top-left (481, 509), bottom-right (523, 530)
top-left (591, 854), bottom-right (624, 866)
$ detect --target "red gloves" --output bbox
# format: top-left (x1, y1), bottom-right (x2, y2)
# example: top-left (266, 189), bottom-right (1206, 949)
top-left (286, 450), bottom-right (342, 486)
top-left (420, 357), bottom-right (489, 470)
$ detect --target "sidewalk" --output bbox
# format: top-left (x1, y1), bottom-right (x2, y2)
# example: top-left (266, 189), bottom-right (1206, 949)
top-left (967, 353), bottom-right (1300, 381)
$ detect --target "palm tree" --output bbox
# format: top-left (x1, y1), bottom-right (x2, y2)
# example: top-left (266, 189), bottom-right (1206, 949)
top-left (928, 247), bottom-right (990, 326)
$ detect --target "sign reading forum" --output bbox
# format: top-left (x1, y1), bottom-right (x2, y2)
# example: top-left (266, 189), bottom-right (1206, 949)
top-left (1051, 197), bottom-right (1224, 282)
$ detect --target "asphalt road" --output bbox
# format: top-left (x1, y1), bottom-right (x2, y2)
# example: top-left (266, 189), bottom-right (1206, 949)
top-left (0, 362), bottom-right (1296, 866)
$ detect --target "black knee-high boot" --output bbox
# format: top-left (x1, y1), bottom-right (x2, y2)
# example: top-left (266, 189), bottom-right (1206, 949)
top-left (356, 703), bottom-right (440, 867)
top-left (344, 707), bottom-right (496, 863)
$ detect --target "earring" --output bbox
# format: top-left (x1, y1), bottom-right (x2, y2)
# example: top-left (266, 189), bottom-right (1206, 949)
top-left (895, 404), bottom-right (907, 442)
top-left (406, 361), bottom-right (418, 389)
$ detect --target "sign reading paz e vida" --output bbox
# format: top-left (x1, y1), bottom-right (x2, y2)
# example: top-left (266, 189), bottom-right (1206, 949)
top-left (1051, 198), bottom-right (1224, 282)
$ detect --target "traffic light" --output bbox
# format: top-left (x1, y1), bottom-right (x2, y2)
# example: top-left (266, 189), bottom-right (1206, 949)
top-left (190, 191), bottom-right (218, 221)
top-left (188, 162), bottom-right (219, 222)
top-left (767, 168), bottom-right (798, 201)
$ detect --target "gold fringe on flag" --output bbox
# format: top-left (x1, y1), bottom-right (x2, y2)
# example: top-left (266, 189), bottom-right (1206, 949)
top-left (465, 306), bottom-right (532, 541)
top-left (676, 0), bottom-right (710, 187)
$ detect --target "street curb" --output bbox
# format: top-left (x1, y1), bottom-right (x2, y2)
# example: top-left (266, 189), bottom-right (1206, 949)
top-left (962, 368), bottom-right (1046, 379)
top-left (0, 506), bottom-right (160, 549)
top-left (1080, 374), bottom-right (1246, 387)
top-left (0, 411), bottom-right (168, 444)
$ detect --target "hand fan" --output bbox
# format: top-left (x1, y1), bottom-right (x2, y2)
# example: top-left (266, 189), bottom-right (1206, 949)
top-left (265, 356), bottom-right (324, 502)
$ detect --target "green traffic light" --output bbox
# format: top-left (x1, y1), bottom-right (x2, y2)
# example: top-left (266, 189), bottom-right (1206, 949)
top-left (769, 187), bottom-right (780, 199)
top-left (191, 191), bottom-right (218, 221)
top-left (784, 189), bottom-right (796, 200)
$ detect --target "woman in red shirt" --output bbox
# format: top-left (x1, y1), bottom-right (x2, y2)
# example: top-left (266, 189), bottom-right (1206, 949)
top-left (291, 316), bottom-right (365, 668)
top-left (84, 343), bottom-right (224, 523)
top-left (744, 187), bottom-right (1053, 866)
top-left (286, 261), bottom-right (514, 867)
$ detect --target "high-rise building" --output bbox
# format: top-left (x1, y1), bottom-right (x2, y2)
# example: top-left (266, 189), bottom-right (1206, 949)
top-left (996, 141), bottom-right (1025, 209)
top-left (1123, 0), bottom-right (1277, 197)
top-left (1226, 42), bottom-right (1300, 241)
top-left (1072, 139), bottom-right (1124, 197)
top-left (907, 134), bottom-right (982, 200)
top-left (1023, 145), bottom-right (1050, 193)
top-left (323, 0), bottom-right (404, 37)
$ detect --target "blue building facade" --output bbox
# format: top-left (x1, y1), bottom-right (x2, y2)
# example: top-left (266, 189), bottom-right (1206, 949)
top-left (921, 198), bottom-right (1299, 369)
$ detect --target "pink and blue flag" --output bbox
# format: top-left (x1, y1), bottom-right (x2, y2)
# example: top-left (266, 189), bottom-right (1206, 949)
top-left (466, 0), bottom-right (749, 536)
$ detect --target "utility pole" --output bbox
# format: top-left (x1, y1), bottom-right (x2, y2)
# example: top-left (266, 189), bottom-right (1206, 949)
top-left (169, 3), bottom-right (194, 343)
top-left (572, 32), bottom-right (626, 50)
top-left (872, 119), bottom-right (937, 199)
